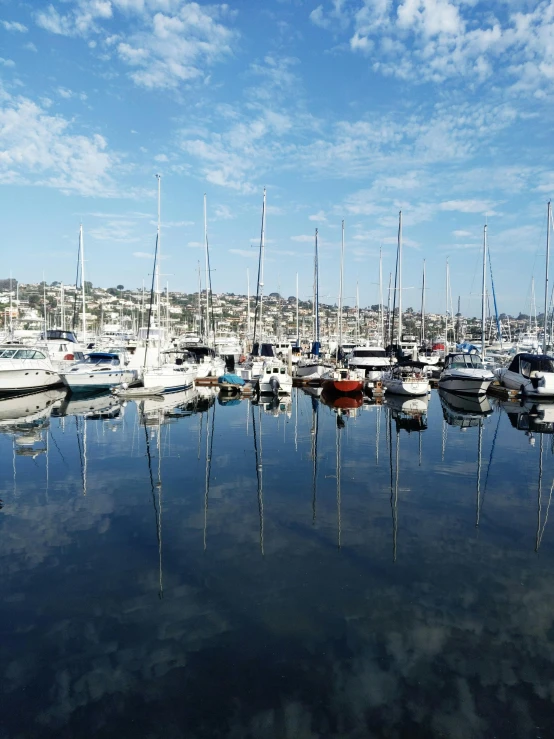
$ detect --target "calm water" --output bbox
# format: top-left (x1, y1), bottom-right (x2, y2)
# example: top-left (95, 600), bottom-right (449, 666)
top-left (1, 387), bottom-right (554, 739)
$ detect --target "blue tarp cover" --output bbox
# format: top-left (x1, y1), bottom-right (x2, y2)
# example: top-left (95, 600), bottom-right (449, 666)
top-left (218, 374), bottom-right (245, 386)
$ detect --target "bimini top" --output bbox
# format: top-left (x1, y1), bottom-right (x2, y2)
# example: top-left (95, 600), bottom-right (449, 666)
top-left (43, 329), bottom-right (79, 343)
top-left (508, 353), bottom-right (554, 373)
top-left (86, 352), bottom-right (121, 360)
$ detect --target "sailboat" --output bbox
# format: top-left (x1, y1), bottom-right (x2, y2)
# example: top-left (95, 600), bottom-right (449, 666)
top-left (382, 212), bottom-right (430, 396)
top-left (439, 225), bottom-right (494, 395)
top-left (142, 175), bottom-right (196, 393)
top-left (297, 229), bottom-right (331, 380)
top-left (322, 221), bottom-right (364, 395)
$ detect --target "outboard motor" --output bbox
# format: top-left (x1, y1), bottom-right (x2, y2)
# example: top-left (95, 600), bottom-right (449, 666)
top-left (269, 375), bottom-right (280, 395)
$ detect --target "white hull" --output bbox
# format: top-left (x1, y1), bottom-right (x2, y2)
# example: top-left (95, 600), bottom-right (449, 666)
top-left (63, 368), bottom-right (138, 391)
top-left (259, 375), bottom-right (293, 395)
top-left (195, 359), bottom-right (226, 379)
top-left (143, 366), bottom-right (196, 393)
top-left (438, 376), bottom-right (492, 395)
top-left (495, 369), bottom-right (554, 397)
top-left (296, 362), bottom-right (328, 379)
top-left (382, 378), bottom-right (429, 396)
top-left (0, 367), bottom-right (61, 394)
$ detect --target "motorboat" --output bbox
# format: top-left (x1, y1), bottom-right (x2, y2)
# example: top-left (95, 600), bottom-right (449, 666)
top-left (296, 357), bottom-right (332, 380)
top-left (321, 367), bottom-right (364, 395)
top-left (183, 345), bottom-right (225, 379)
top-left (37, 329), bottom-right (85, 371)
top-left (347, 346), bottom-right (393, 381)
top-left (142, 361), bottom-right (196, 394)
top-left (61, 351), bottom-right (138, 392)
top-left (381, 361), bottom-right (430, 396)
top-left (438, 352), bottom-right (494, 395)
top-left (0, 345), bottom-right (62, 395)
top-left (258, 361), bottom-right (293, 395)
top-left (495, 353), bottom-right (554, 397)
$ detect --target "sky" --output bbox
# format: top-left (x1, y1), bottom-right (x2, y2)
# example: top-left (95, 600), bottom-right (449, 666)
top-left (0, 0), bottom-right (553, 316)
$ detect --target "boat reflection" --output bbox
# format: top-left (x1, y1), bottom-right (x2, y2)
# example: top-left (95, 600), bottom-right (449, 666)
top-left (385, 393), bottom-right (428, 433)
top-left (53, 390), bottom-right (120, 419)
top-left (321, 389), bottom-right (363, 410)
top-left (439, 389), bottom-right (492, 428)
top-left (499, 399), bottom-right (554, 435)
top-left (0, 388), bottom-right (66, 456)
top-left (140, 387), bottom-right (202, 426)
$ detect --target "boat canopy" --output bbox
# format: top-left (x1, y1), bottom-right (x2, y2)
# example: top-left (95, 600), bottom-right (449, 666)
top-left (43, 329), bottom-right (79, 343)
top-left (508, 353), bottom-right (554, 375)
top-left (252, 342), bottom-right (275, 358)
top-left (445, 353), bottom-right (484, 369)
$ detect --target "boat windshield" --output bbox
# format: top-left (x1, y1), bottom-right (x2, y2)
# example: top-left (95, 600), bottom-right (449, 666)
top-left (449, 354), bottom-right (484, 369)
top-left (84, 355), bottom-right (120, 366)
top-left (353, 350), bottom-right (386, 358)
top-left (0, 348), bottom-right (46, 359)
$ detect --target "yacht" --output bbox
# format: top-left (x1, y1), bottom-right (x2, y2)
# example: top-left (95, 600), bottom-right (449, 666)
top-left (38, 329), bottom-right (85, 371)
top-left (61, 351), bottom-right (138, 392)
top-left (0, 345), bottom-right (62, 394)
top-left (348, 346), bottom-right (392, 381)
top-left (214, 334), bottom-right (242, 366)
top-left (142, 351), bottom-right (197, 394)
top-left (180, 344), bottom-right (225, 379)
top-left (495, 353), bottom-right (554, 397)
top-left (258, 361), bottom-right (293, 395)
top-left (438, 352), bottom-right (494, 395)
top-left (321, 367), bottom-right (364, 395)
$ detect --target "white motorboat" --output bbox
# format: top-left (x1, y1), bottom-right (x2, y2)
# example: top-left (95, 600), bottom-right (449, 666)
top-left (348, 346), bottom-right (393, 380)
top-left (38, 329), bottom-right (85, 371)
top-left (61, 351), bottom-right (138, 392)
top-left (296, 358), bottom-right (331, 380)
top-left (0, 345), bottom-right (62, 394)
top-left (258, 361), bottom-right (293, 395)
top-left (495, 353), bottom-right (554, 397)
top-left (381, 362), bottom-right (430, 396)
top-left (142, 350), bottom-right (197, 394)
top-left (438, 352), bottom-right (494, 395)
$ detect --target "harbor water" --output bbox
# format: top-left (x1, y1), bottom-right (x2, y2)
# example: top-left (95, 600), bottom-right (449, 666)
top-left (1, 387), bottom-right (554, 738)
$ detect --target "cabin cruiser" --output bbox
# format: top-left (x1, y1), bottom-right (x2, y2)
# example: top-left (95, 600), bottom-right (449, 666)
top-left (438, 352), bottom-right (494, 395)
top-left (258, 361), bottom-right (293, 395)
top-left (180, 344), bottom-right (225, 379)
top-left (348, 346), bottom-right (392, 380)
top-left (61, 351), bottom-right (138, 392)
top-left (38, 329), bottom-right (85, 371)
top-left (381, 361), bottom-right (430, 396)
top-left (214, 334), bottom-right (242, 366)
top-left (0, 345), bottom-right (62, 394)
top-left (495, 353), bottom-right (554, 397)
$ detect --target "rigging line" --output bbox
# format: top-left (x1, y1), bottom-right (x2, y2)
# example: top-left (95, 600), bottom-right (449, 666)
top-left (48, 430), bottom-right (69, 467)
top-left (312, 398), bottom-right (319, 524)
top-left (71, 232), bottom-right (81, 331)
top-left (252, 195), bottom-right (265, 346)
top-left (204, 399), bottom-right (216, 551)
top-left (143, 232), bottom-right (159, 375)
top-left (536, 477), bottom-right (554, 550)
top-left (251, 401), bottom-right (264, 554)
top-left (205, 232), bottom-right (216, 340)
top-left (389, 228), bottom-right (400, 349)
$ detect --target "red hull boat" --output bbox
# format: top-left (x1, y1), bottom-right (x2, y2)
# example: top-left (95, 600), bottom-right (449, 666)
top-left (322, 390), bottom-right (363, 409)
top-left (322, 378), bottom-right (363, 394)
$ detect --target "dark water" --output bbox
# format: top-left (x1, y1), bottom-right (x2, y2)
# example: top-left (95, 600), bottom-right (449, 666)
top-left (1, 387), bottom-right (554, 739)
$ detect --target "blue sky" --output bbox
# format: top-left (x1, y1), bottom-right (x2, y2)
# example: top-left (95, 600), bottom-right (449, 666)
top-left (0, 0), bottom-right (553, 315)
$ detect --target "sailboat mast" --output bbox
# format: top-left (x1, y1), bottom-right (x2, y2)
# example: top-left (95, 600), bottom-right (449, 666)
top-left (356, 281), bottom-right (360, 344)
top-left (259, 188), bottom-right (266, 344)
top-left (155, 174), bottom-right (161, 346)
top-left (247, 268), bottom-right (251, 341)
top-left (379, 246), bottom-right (384, 344)
top-left (315, 229), bottom-right (320, 350)
top-left (421, 259), bottom-right (426, 344)
top-left (397, 211), bottom-right (402, 347)
top-left (197, 262), bottom-right (202, 337)
top-left (296, 271), bottom-right (299, 346)
top-left (543, 200), bottom-right (551, 354)
top-left (445, 257), bottom-right (450, 354)
top-left (80, 224), bottom-right (86, 344)
top-left (338, 220), bottom-right (345, 360)
top-left (481, 225), bottom-right (487, 360)
top-left (204, 193), bottom-right (209, 345)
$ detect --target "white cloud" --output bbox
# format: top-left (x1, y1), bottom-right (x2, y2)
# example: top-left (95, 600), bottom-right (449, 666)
top-left (133, 251), bottom-right (154, 258)
top-left (214, 204), bottom-right (234, 220)
top-left (0, 58), bottom-right (15, 67)
top-left (1, 21), bottom-right (28, 33)
top-left (229, 248), bottom-right (258, 258)
top-left (0, 93), bottom-right (118, 196)
top-left (154, 153), bottom-right (168, 162)
top-left (452, 229), bottom-right (473, 237)
top-left (439, 199), bottom-right (498, 214)
top-left (291, 234), bottom-right (314, 242)
top-left (188, 241), bottom-right (203, 247)
top-left (309, 209), bottom-right (327, 222)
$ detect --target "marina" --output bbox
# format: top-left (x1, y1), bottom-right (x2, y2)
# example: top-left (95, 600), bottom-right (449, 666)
top-left (2, 385), bottom-right (554, 737)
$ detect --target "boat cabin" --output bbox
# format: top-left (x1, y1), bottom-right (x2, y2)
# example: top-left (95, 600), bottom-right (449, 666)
top-left (507, 353), bottom-right (554, 377)
top-left (43, 329), bottom-right (79, 344)
top-left (0, 347), bottom-right (48, 360)
top-left (80, 353), bottom-right (122, 367)
top-left (444, 353), bottom-right (485, 370)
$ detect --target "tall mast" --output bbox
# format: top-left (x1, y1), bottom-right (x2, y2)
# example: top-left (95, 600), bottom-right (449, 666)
top-left (260, 188), bottom-right (266, 344)
top-left (155, 173), bottom-right (161, 335)
top-left (337, 220), bottom-right (345, 360)
top-left (80, 224), bottom-right (86, 344)
top-left (247, 268), bottom-right (251, 341)
top-left (397, 211), bottom-right (402, 347)
top-left (445, 257), bottom-right (449, 355)
top-left (60, 283), bottom-right (65, 331)
top-left (315, 228), bottom-right (320, 352)
top-left (197, 262), bottom-right (202, 336)
top-left (356, 281), bottom-right (360, 344)
top-left (420, 259), bottom-right (426, 344)
top-left (379, 246), bottom-right (384, 344)
top-left (543, 200), bottom-right (551, 354)
top-left (296, 271), bottom-right (299, 347)
top-left (481, 225), bottom-right (487, 360)
top-left (204, 193), bottom-right (209, 345)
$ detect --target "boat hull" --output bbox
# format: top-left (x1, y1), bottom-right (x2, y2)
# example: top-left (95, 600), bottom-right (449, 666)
top-left (322, 390), bottom-right (363, 409)
top-left (382, 379), bottom-right (429, 396)
top-left (322, 379), bottom-right (364, 394)
top-left (438, 376), bottom-right (492, 395)
top-left (63, 368), bottom-right (138, 392)
top-left (0, 368), bottom-right (62, 395)
top-left (143, 367), bottom-right (195, 393)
